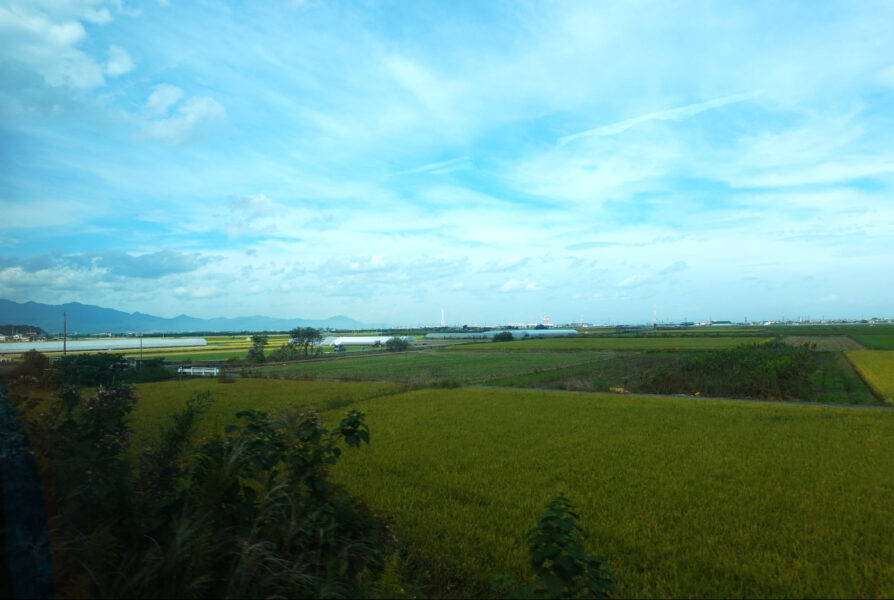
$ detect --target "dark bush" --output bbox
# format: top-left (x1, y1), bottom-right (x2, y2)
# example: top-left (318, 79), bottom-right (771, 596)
top-left (55, 352), bottom-right (129, 387)
top-left (16, 381), bottom-right (388, 598)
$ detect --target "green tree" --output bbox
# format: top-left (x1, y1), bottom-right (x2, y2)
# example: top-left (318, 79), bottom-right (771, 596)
top-left (493, 331), bottom-right (514, 342)
top-left (246, 334), bottom-right (268, 363)
top-left (289, 326), bottom-right (322, 356)
top-left (385, 336), bottom-right (410, 352)
top-left (56, 352), bottom-right (129, 387)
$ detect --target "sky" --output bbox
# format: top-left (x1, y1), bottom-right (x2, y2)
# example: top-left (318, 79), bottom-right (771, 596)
top-left (1, 0), bottom-right (893, 327)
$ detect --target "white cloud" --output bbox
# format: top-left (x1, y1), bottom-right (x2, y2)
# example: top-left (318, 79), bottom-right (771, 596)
top-left (0, 5), bottom-right (103, 88)
top-left (499, 279), bottom-right (541, 292)
top-left (346, 254), bottom-right (388, 273)
top-left (173, 285), bottom-right (218, 299)
top-left (105, 44), bottom-right (133, 76)
top-left (225, 193), bottom-right (285, 237)
top-left (144, 96), bottom-right (227, 145)
top-left (0, 1), bottom-right (129, 88)
top-left (143, 84), bottom-right (184, 116)
top-left (616, 274), bottom-right (649, 289)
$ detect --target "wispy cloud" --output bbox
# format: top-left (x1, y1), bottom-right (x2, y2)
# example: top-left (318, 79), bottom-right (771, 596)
top-left (559, 93), bottom-right (753, 145)
top-left (397, 157), bottom-right (471, 176)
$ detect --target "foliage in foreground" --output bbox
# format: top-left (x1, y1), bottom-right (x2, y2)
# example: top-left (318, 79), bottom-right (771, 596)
top-left (16, 383), bottom-right (386, 598)
top-left (493, 494), bottom-right (614, 599)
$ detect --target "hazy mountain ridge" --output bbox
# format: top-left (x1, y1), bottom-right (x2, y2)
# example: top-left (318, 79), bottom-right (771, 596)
top-left (0, 299), bottom-right (367, 334)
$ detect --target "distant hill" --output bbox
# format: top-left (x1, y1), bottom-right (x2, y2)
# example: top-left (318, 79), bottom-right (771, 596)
top-left (0, 299), bottom-right (367, 334)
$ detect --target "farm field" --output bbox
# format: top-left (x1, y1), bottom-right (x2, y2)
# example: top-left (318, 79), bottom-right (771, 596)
top-left (845, 350), bottom-right (894, 403)
top-left (782, 335), bottom-right (865, 351)
top-left (251, 339), bottom-right (879, 405)
top-left (582, 327), bottom-right (767, 336)
top-left (131, 349), bottom-right (248, 361)
top-left (486, 349), bottom-right (877, 404)
top-left (259, 349), bottom-right (613, 384)
top-left (329, 387), bottom-right (894, 598)
top-left (451, 336), bottom-right (773, 351)
top-left (850, 335), bottom-right (894, 350)
top-left (131, 378), bottom-right (401, 441)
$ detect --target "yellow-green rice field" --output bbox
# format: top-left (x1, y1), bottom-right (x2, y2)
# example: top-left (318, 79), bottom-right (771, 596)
top-left (845, 350), bottom-right (894, 404)
top-left (329, 387), bottom-right (894, 598)
top-left (122, 379), bottom-right (894, 598)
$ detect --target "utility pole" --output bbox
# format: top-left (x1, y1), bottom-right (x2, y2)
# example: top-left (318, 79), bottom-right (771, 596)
top-left (63, 311), bottom-right (67, 356)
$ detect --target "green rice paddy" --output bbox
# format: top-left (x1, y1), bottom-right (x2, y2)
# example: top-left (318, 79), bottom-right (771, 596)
top-left (850, 335), bottom-right (894, 350)
top-left (451, 336), bottom-right (773, 351)
top-left (131, 378), bottom-right (401, 441)
top-left (258, 349), bottom-right (613, 384)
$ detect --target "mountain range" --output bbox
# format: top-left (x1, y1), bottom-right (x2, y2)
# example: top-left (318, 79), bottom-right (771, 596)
top-left (0, 299), bottom-right (367, 334)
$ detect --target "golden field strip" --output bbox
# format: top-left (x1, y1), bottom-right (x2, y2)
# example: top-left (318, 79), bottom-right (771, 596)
top-left (845, 350), bottom-right (894, 404)
top-left (127, 378), bottom-right (894, 598)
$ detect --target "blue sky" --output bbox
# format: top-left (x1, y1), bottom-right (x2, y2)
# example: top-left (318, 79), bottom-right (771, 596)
top-left (1, 0), bottom-right (893, 326)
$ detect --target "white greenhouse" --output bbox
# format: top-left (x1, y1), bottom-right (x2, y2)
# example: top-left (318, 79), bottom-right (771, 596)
top-left (0, 337), bottom-right (208, 354)
top-left (326, 336), bottom-right (417, 347)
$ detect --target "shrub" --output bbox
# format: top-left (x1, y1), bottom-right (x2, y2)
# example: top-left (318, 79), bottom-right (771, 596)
top-left (493, 494), bottom-right (614, 599)
top-left (492, 494), bottom-right (615, 598)
top-left (385, 337), bottom-right (411, 352)
top-left (493, 332), bottom-right (514, 343)
top-left (123, 358), bottom-right (175, 383)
